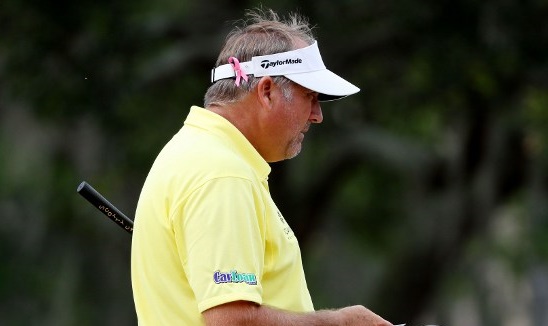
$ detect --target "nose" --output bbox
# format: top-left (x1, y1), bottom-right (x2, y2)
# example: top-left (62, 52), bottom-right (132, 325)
top-left (310, 101), bottom-right (323, 124)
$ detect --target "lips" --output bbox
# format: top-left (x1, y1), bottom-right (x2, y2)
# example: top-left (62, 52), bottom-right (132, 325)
top-left (301, 122), bottom-right (311, 134)
top-left (300, 127), bottom-right (309, 140)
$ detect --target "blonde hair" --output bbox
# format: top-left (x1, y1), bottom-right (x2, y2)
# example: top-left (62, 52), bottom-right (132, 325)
top-left (204, 8), bottom-right (315, 107)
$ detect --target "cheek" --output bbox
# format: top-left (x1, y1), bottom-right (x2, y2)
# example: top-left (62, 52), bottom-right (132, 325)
top-left (288, 97), bottom-right (310, 120)
top-left (273, 98), bottom-right (311, 138)
top-left (292, 103), bottom-right (312, 129)
top-left (284, 109), bottom-right (307, 135)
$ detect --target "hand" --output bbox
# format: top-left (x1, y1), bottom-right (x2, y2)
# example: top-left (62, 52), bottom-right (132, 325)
top-left (338, 305), bottom-right (393, 326)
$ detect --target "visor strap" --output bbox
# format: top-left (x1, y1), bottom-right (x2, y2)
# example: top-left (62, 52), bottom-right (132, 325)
top-left (211, 60), bottom-right (253, 83)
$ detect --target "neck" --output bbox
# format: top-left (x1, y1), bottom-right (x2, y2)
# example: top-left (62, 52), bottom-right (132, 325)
top-left (206, 95), bottom-right (269, 160)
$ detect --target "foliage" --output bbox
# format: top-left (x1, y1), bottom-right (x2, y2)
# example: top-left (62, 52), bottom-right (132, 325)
top-left (1, 0), bottom-right (547, 325)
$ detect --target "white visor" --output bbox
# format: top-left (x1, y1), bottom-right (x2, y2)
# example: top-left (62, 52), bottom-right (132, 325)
top-left (211, 41), bottom-right (360, 101)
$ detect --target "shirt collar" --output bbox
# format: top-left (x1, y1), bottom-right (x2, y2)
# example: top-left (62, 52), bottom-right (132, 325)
top-left (184, 106), bottom-right (271, 181)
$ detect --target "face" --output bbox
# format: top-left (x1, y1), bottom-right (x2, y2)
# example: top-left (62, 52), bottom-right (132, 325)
top-left (266, 81), bottom-right (323, 162)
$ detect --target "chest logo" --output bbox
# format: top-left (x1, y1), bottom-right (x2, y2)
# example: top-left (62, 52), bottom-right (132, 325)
top-left (277, 210), bottom-right (295, 240)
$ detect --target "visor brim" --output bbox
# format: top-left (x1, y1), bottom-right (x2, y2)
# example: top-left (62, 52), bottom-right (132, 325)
top-left (285, 69), bottom-right (360, 102)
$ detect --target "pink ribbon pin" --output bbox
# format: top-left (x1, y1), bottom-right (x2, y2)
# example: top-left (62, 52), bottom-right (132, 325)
top-left (228, 56), bottom-right (248, 87)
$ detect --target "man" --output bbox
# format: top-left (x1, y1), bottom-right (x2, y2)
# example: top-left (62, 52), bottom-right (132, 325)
top-left (131, 8), bottom-right (393, 326)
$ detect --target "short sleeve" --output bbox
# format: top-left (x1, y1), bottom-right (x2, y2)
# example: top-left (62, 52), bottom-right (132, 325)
top-left (172, 177), bottom-right (267, 312)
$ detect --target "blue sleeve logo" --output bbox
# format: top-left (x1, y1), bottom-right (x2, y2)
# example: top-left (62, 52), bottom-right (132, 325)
top-left (213, 270), bottom-right (257, 285)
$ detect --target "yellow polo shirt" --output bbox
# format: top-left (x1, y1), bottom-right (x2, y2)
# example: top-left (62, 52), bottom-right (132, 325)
top-left (131, 106), bottom-right (313, 325)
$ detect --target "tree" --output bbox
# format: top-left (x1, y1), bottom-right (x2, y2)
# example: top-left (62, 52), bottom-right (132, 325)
top-left (1, 0), bottom-right (547, 325)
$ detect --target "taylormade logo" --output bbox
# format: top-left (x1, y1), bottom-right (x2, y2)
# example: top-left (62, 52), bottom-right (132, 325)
top-left (260, 58), bottom-right (302, 69)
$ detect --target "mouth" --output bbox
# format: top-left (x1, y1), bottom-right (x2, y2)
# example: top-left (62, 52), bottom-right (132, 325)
top-left (300, 127), bottom-right (309, 140)
top-left (298, 123), bottom-right (311, 142)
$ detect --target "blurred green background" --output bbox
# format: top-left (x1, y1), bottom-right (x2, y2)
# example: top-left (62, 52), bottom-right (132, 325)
top-left (1, 0), bottom-right (548, 325)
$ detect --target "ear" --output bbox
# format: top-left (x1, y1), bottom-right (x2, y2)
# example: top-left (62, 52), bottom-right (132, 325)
top-left (256, 76), bottom-right (274, 109)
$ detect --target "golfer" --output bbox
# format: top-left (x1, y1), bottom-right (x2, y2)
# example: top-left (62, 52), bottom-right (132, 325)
top-left (131, 8), bottom-right (393, 326)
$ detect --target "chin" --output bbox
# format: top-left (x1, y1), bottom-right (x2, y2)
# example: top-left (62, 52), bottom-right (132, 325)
top-left (286, 145), bottom-right (302, 160)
